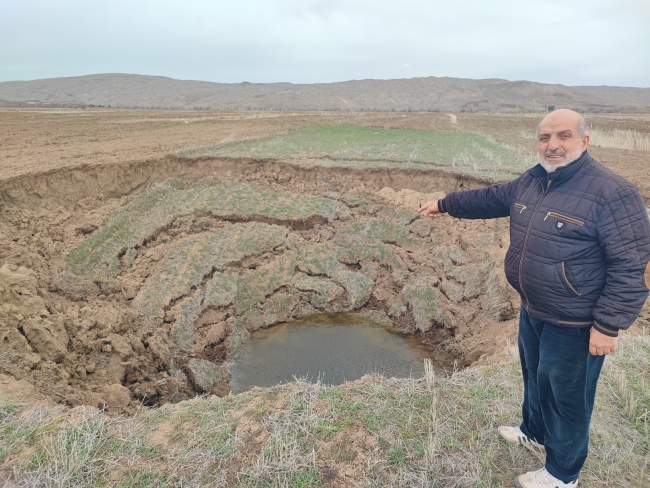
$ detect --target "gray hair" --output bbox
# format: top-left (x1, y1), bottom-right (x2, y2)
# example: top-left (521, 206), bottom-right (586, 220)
top-left (535, 112), bottom-right (589, 139)
top-left (577, 115), bottom-right (589, 137)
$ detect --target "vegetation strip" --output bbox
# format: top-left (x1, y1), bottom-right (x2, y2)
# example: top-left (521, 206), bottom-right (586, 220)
top-left (1, 334), bottom-right (647, 486)
top-left (176, 125), bottom-right (537, 179)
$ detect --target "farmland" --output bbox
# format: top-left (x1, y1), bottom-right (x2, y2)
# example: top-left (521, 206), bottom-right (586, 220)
top-left (1, 108), bottom-right (649, 486)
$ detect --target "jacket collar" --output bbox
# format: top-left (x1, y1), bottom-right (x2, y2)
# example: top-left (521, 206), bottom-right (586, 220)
top-left (529, 150), bottom-right (592, 185)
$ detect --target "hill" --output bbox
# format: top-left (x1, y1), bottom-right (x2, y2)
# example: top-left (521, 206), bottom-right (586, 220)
top-left (1, 73), bottom-right (650, 112)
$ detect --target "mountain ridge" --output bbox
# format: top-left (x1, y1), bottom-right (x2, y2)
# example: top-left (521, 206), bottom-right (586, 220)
top-left (1, 73), bottom-right (649, 112)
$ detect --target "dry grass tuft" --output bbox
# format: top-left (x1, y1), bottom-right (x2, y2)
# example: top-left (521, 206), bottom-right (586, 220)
top-left (519, 128), bottom-right (650, 152)
top-left (589, 128), bottom-right (650, 152)
top-left (1, 334), bottom-right (648, 486)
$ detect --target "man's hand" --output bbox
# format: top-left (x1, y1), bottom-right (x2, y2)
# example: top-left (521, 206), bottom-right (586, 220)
top-left (589, 327), bottom-right (617, 356)
top-left (418, 200), bottom-right (443, 218)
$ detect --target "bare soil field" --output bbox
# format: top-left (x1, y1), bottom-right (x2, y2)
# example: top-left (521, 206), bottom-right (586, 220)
top-left (2, 109), bottom-right (648, 192)
top-left (0, 109), bottom-right (456, 181)
top-left (2, 108), bottom-right (649, 408)
top-left (1, 109), bottom-right (649, 486)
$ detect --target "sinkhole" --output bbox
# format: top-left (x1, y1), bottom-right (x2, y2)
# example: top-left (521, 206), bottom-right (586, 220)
top-left (228, 313), bottom-right (439, 392)
top-left (1, 164), bottom-right (517, 413)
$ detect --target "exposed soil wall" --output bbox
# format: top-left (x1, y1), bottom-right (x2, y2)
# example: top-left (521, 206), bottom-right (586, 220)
top-left (1, 159), bottom-right (520, 414)
top-left (0, 156), bottom-right (499, 207)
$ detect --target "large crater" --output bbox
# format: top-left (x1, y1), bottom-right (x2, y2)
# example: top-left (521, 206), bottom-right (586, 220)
top-left (0, 159), bottom-right (519, 414)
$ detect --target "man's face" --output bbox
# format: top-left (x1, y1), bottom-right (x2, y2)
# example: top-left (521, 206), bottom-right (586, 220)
top-left (537, 112), bottom-right (589, 171)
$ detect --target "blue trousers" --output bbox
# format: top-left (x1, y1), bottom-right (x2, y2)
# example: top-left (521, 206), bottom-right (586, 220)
top-left (518, 305), bottom-right (605, 483)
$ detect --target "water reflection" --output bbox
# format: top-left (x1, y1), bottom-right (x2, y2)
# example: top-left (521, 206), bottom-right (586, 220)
top-left (229, 313), bottom-right (437, 392)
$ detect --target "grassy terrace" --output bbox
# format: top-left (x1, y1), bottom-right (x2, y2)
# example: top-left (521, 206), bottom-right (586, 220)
top-left (176, 125), bottom-right (537, 180)
top-left (64, 177), bottom-right (350, 279)
top-left (1, 334), bottom-right (648, 487)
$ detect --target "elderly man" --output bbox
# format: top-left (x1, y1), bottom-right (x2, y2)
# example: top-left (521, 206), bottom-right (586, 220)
top-left (418, 109), bottom-right (650, 487)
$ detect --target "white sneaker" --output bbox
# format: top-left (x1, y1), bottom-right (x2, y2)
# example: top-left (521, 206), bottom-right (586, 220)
top-left (515, 467), bottom-right (579, 488)
top-left (498, 426), bottom-right (545, 451)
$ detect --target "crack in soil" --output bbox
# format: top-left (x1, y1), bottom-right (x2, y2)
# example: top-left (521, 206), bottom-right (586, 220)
top-left (0, 159), bottom-right (520, 415)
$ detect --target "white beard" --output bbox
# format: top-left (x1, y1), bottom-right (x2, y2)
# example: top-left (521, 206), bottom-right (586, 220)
top-left (538, 146), bottom-right (585, 173)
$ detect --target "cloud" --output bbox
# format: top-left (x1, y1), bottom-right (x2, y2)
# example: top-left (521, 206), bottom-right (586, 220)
top-left (0, 0), bottom-right (648, 87)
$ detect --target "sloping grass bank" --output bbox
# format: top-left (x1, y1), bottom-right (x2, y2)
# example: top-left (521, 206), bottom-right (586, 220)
top-left (1, 334), bottom-right (648, 487)
top-left (176, 125), bottom-right (537, 180)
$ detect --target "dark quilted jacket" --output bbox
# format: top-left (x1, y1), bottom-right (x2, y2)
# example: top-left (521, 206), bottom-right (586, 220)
top-left (440, 151), bottom-right (650, 336)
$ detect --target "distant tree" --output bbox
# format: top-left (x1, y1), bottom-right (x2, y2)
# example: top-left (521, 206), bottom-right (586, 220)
top-left (548, 105), bottom-right (555, 111)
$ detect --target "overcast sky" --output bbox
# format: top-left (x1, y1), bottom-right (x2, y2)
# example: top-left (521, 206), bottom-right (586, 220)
top-left (1, 0), bottom-right (649, 87)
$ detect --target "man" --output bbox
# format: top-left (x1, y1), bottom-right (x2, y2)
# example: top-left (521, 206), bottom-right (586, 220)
top-left (418, 109), bottom-right (650, 487)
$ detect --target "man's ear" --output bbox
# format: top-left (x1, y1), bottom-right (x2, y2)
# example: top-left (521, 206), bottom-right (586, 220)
top-left (582, 134), bottom-right (590, 150)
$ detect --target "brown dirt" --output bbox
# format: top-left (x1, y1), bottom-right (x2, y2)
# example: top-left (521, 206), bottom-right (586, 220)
top-left (1, 109), bottom-right (648, 414)
top-left (3, 108), bottom-right (647, 197)
top-left (0, 109), bottom-right (454, 181)
top-left (0, 161), bottom-right (518, 413)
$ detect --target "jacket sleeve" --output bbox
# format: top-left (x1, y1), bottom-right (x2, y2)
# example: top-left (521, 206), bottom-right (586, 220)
top-left (593, 186), bottom-right (650, 336)
top-left (440, 176), bottom-right (520, 219)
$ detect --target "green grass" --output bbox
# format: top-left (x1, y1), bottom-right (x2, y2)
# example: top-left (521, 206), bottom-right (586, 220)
top-left (64, 177), bottom-right (349, 279)
top-left (2, 334), bottom-right (648, 487)
top-left (333, 269), bottom-right (374, 309)
top-left (133, 222), bottom-right (288, 321)
top-left (233, 252), bottom-right (298, 316)
top-left (401, 275), bottom-right (450, 332)
top-left (177, 125), bottom-right (536, 179)
top-left (204, 272), bottom-right (239, 308)
top-left (291, 273), bottom-right (344, 306)
top-left (334, 217), bottom-right (416, 249)
top-left (187, 358), bottom-right (231, 392)
top-left (339, 242), bottom-right (401, 269)
top-left (170, 291), bottom-right (205, 349)
top-left (295, 243), bottom-right (341, 278)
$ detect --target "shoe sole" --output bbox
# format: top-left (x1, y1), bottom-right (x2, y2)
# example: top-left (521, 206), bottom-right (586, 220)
top-left (496, 429), bottom-right (545, 451)
top-left (514, 475), bottom-right (580, 487)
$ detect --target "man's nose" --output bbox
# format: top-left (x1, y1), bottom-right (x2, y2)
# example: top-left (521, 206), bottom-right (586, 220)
top-left (548, 135), bottom-right (561, 149)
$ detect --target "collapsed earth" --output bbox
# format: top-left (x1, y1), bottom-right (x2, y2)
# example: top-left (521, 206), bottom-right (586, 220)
top-left (1, 110), bottom-right (649, 486)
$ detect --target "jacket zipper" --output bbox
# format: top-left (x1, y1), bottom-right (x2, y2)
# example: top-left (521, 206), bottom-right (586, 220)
top-left (544, 211), bottom-right (584, 227)
top-left (561, 262), bottom-right (581, 296)
top-left (519, 180), bottom-right (552, 309)
top-left (514, 202), bottom-right (527, 213)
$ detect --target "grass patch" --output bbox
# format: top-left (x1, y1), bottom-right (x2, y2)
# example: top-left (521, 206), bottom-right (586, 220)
top-left (2, 334), bottom-right (648, 486)
top-left (177, 125), bottom-right (535, 179)
top-left (65, 177), bottom-right (349, 279)
top-left (291, 273), bottom-right (344, 306)
top-left (170, 291), bottom-right (204, 349)
top-left (204, 272), bottom-right (239, 308)
top-left (334, 217), bottom-right (415, 248)
top-left (334, 269), bottom-right (374, 309)
top-left (133, 222), bottom-right (288, 320)
top-left (401, 275), bottom-right (450, 332)
top-left (295, 243), bottom-right (341, 278)
top-left (234, 252), bottom-right (298, 316)
top-left (339, 242), bottom-right (406, 272)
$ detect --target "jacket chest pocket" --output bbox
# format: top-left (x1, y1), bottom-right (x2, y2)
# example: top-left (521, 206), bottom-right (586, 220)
top-left (514, 202), bottom-right (528, 214)
top-left (543, 211), bottom-right (584, 232)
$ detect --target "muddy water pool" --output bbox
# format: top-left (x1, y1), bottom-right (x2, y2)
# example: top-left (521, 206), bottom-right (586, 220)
top-left (229, 314), bottom-right (438, 392)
